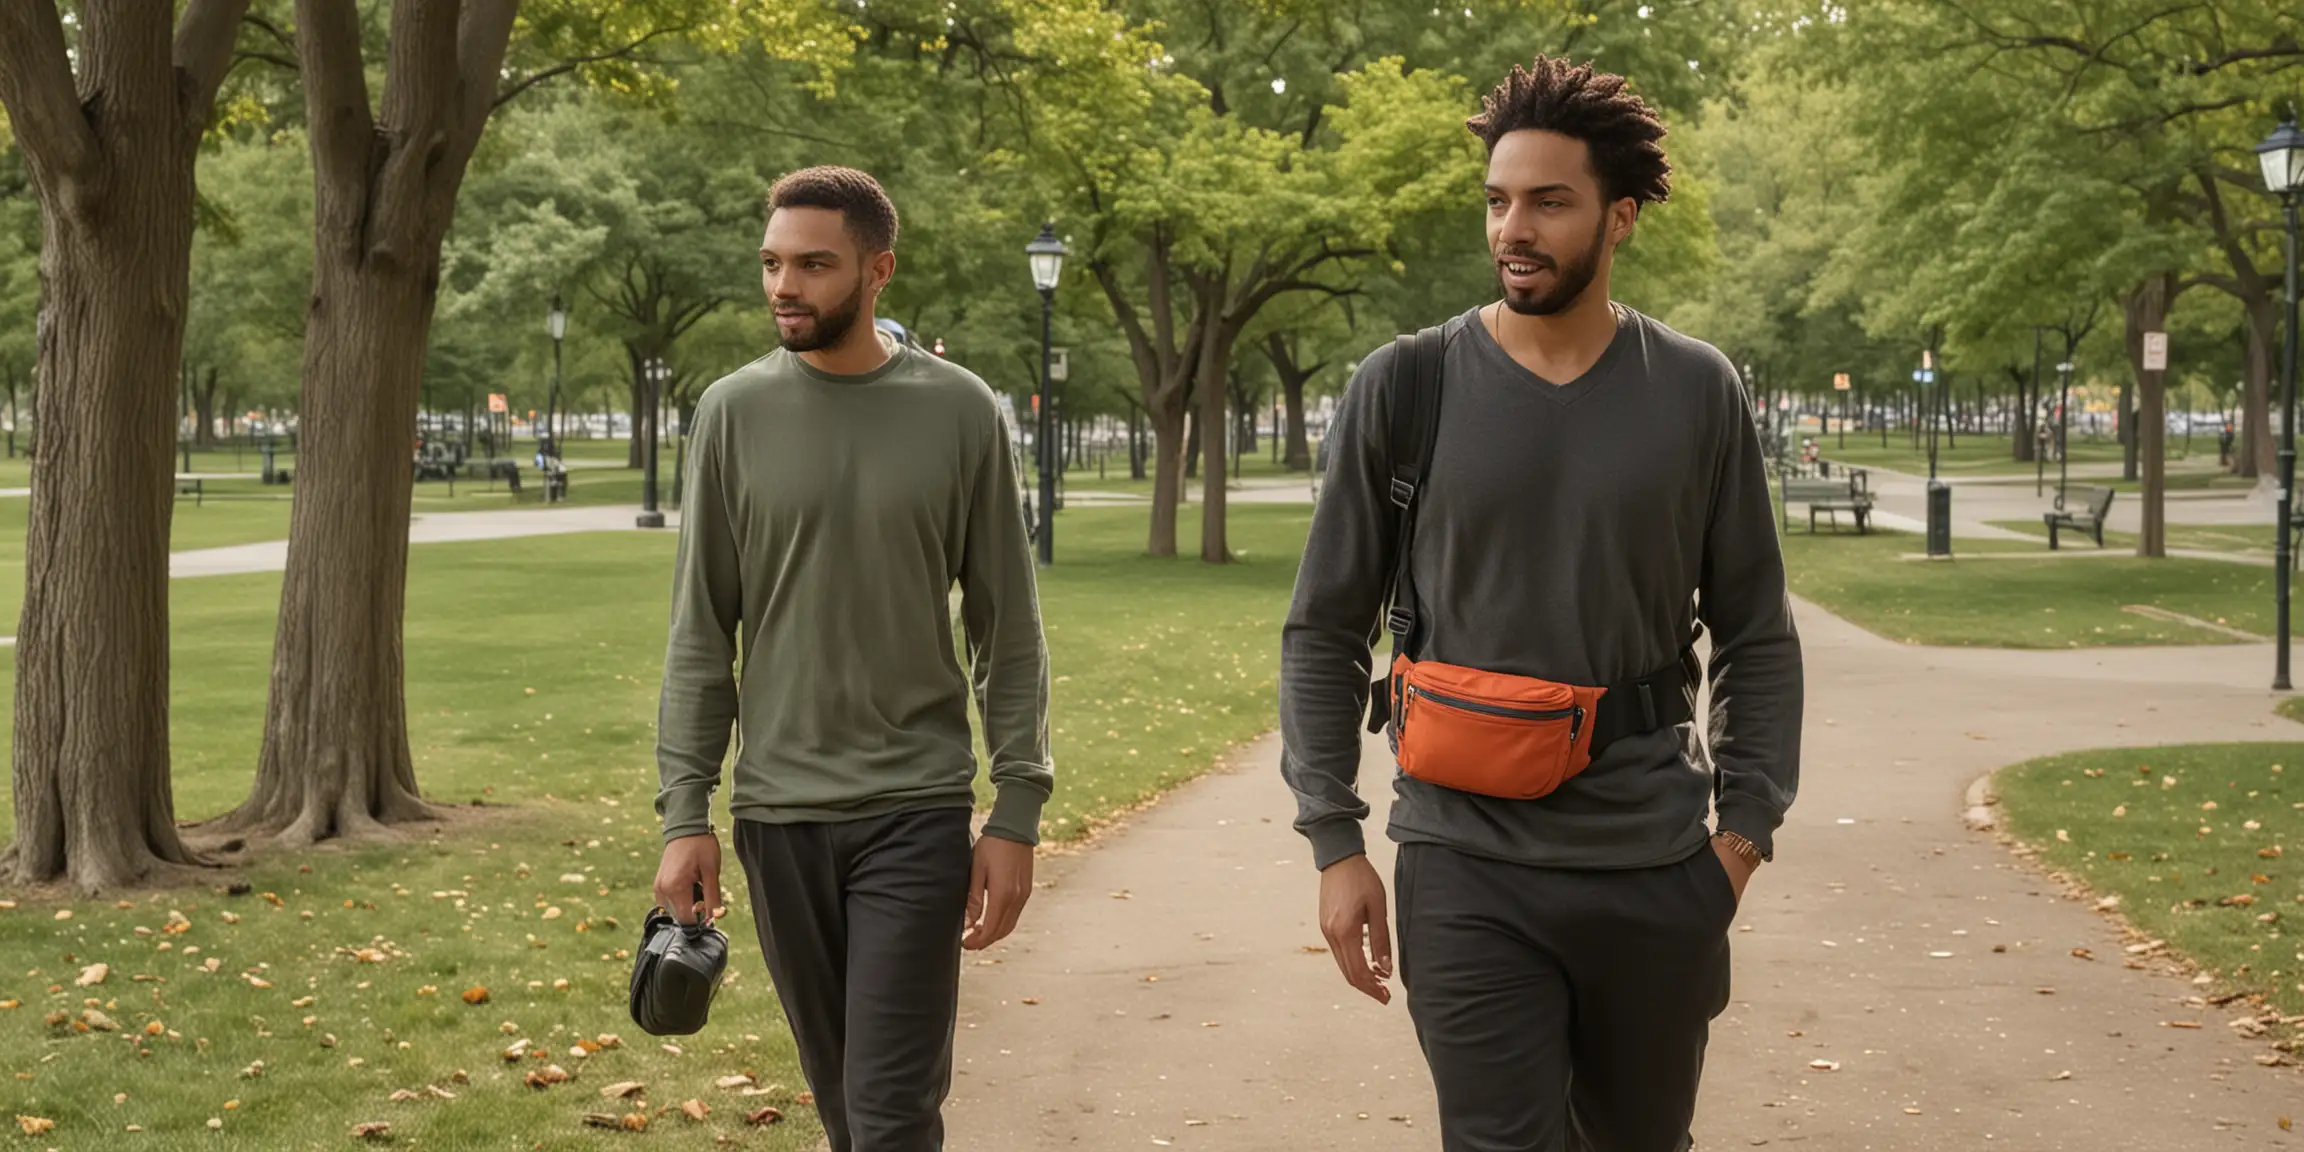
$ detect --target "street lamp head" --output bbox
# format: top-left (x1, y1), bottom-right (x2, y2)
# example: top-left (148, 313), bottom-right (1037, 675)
top-left (2256, 119), bottom-right (2304, 196)
top-left (1025, 222), bottom-right (1066, 294)
top-left (547, 294), bottom-right (567, 342)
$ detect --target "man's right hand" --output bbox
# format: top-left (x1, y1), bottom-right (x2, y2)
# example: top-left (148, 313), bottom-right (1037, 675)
top-left (654, 834), bottom-right (723, 925)
top-left (1318, 854), bottom-right (1393, 1005)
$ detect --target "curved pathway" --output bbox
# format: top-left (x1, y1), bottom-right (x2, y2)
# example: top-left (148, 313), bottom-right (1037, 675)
top-left (943, 598), bottom-right (2304, 1151)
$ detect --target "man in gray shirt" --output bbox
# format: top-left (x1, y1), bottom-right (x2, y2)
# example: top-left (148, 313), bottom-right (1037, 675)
top-left (1280, 56), bottom-right (1802, 1151)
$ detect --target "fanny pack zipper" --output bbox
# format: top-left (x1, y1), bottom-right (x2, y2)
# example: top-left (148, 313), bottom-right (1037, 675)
top-left (1406, 684), bottom-right (1583, 742)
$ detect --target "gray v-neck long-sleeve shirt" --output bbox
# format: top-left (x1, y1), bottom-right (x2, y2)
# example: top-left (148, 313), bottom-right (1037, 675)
top-left (1280, 305), bottom-right (1802, 872)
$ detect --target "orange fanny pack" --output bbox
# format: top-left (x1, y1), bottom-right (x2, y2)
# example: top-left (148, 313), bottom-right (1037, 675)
top-left (1388, 655), bottom-right (1606, 800)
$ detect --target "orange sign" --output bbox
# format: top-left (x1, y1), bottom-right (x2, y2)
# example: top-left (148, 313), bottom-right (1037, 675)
top-left (1833, 373), bottom-right (1851, 391)
top-left (487, 393), bottom-right (508, 414)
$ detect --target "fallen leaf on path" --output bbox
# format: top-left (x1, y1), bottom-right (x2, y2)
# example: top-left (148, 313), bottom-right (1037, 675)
top-left (2071, 948), bottom-right (2095, 961)
top-left (1808, 1060), bottom-right (1840, 1071)
top-left (1020, 998), bottom-right (1041, 1006)
top-left (2051, 1071), bottom-right (2072, 1081)
top-left (2161, 1021), bottom-right (2203, 1029)
top-left (1300, 945), bottom-right (1328, 954)
top-left (1903, 1107), bottom-right (1922, 1115)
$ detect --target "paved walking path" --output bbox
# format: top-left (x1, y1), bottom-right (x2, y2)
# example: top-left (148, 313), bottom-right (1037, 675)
top-left (944, 600), bottom-right (2304, 1151)
top-left (167, 505), bottom-right (677, 579)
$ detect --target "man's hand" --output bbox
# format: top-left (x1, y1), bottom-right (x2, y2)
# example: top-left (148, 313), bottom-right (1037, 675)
top-left (654, 834), bottom-right (723, 925)
top-left (1318, 854), bottom-right (1393, 1005)
top-left (964, 835), bottom-right (1035, 951)
top-left (1710, 836), bottom-right (1757, 907)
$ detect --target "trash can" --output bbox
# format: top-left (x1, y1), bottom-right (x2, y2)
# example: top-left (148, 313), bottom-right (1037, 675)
top-left (1926, 480), bottom-right (1952, 557)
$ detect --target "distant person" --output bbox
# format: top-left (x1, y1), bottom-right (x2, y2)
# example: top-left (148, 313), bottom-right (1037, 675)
top-left (652, 166), bottom-right (1052, 1152)
top-left (1279, 55), bottom-right (1804, 1151)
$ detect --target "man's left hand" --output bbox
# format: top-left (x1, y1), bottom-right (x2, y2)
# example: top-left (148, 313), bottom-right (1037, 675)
top-left (1711, 837), bottom-right (1758, 907)
top-left (964, 835), bottom-right (1035, 951)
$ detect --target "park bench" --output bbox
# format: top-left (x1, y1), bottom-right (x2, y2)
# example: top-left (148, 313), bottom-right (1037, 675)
top-left (2044, 485), bottom-right (2115, 549)
top-left (1781, 474), bottom-right (1873, 534)
top-left (174, 477), bottom-right (202, 506)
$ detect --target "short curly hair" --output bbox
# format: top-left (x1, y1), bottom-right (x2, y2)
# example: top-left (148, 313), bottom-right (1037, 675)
top-left (1466, 56), bottom-right (1671, 207)
top-left (767, 166), bottom-right (900, 253)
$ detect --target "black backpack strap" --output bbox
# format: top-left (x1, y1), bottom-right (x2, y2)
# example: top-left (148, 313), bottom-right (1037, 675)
top-left (1365, 324), bottom-right (1448, 734)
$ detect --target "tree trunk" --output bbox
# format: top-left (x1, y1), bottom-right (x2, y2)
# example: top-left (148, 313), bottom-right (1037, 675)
top-left (1128, 406), bottom-right (1146, 480)
top-left (1283, 374), bottom-right (1311, 470)
top-left (2011, 366), bottom-right (2035, 463)
top-left (2236, 296), bottom-right (2278, 479)
top-left (0, 0), bottom-right (246, 893)
top-left (1198, 331), bottom-right (1237, 564)
top-left (209, 256), bottom-right (447, 845)
top-left (205, 0), bottom-right (517, 848)
top-left (1184, 411), bottom-right (1201, 480)
top-left (2126, 273), bottom-right (2175, 559)
top-left (196, 366), bottom-right (220, 448)
top-left (1147, 408), bottom-right (1184, 557)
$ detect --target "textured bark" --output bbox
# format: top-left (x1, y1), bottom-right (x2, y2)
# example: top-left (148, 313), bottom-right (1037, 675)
top-left (1197, 325), bottom-right (1237, 565)
top-left (2125, 273), bottom-right (2177, 559)
top-left (2236, 297), bottom-right (2278, 479)
top-left (195, 367), bottom-right (220, 447)
top-left (0, 0), bottom-right (247, 893)
top-left (206, 0), bottom-right (516, 847)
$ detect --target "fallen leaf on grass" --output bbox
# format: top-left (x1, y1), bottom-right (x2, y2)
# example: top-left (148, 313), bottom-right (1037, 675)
top-left (2221, 895), bottom-right (2259, 907)
top-left (599, 1082), bottom-right (646, 1100)
top-left (746, 1106), bottom-right (786, 1126)
top-left (76, 963), bottom-right (108, 987)
top-left (714, 1075), bottom-right (754, 1090)
top-left (353, 1122), bottom-right (391, 1139)
top-left (680, 1100), bottom-right (709, 1122)
top-left (390, 1090), bottom-right (422, 1104)
top-left (523, 1065), bottom-right (571, 1089)
top-left (796, 1091), bottom-right (816, 1108)
top-left (461, 986), bottom-right (490, 1005)
top-left (83, 1009), bottom-right (118, 1032)
top-left (15, 1116), bottom-right (54, 1136)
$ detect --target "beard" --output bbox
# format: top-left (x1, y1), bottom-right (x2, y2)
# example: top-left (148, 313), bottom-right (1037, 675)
top-left (777, 275), bottom-right (869, 353)
top-left (1498, 216), bottom-right (1608, 317)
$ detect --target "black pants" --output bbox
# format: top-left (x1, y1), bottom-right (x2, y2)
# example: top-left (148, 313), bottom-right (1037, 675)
top-left (733, 808), bottom-right (974, 1152)
top-left (1395, 841), bottom-right (1736, 1152)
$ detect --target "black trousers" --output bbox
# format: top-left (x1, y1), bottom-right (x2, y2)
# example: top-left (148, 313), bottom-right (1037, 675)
top-left (733, 807), bottom-right (974, 1152)
top-left (1395, 841), bottom-right (1737, 1152)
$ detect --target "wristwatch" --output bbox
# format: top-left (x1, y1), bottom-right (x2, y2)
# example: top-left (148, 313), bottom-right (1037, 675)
top-left (1713, 830), bottom-right (1765, 868)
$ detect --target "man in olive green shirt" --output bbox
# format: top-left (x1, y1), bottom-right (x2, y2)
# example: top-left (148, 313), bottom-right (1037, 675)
top-left (652, 166), bottom-right (1051, 1152)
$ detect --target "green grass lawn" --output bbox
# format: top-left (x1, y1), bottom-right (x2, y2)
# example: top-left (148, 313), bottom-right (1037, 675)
top-left (0, 502), bottom-right (1305, 1149)
top-left (1985, 519), bottom-right (2278, 558)
top-left (1781, 528), bottom-right (2276, 646)
top-left (1993, 744), bottom-right (2304, 1022)
top-left (1820, 433), bottom-right (2192, 478)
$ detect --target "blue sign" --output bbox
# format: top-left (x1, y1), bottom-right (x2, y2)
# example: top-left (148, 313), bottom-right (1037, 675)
top-left (1911, 369), bottom-right (1936, 385)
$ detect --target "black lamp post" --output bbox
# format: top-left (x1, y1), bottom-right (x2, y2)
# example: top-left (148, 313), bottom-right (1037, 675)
top-left (545, 294), bottom-right (567, 455)
top-left (2256, 117), bottom-right (2302, 690)
top-left (1026, 223), bottom-right (1067, 566)
top-left (1922, 347), bottom-right (1951, 557)
top-left (637, 356), bottom-right (667, 530)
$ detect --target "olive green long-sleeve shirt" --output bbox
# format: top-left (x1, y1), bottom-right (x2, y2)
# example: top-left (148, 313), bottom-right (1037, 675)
top-left (654, 339), bottom-right (1052, 845)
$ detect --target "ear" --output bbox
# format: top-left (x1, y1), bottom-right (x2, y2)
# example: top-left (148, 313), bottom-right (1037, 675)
top-left (1610, 199), bottom-right (1640, 247)
top-left (869, 249), bottom-right (898, 296)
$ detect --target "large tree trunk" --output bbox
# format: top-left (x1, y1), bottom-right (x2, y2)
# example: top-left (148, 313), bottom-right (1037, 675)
top-left (2126, 273), bottom-right (2176, 559)
top-left (2010, 366), bottom-right (2036, 463)
top-left (0, 0), bottom-right (246, 893)
top-left (204, 0), bottom-right (516, 847)
top-left (212, 261), bottom-right (445, 844)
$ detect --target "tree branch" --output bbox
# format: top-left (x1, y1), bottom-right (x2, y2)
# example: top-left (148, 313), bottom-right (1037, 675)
top-left (452, 0), bottom-right (520, 152)
top-left (174, 0), bottom-right (255, 128)
top-left (492, 26), bottom-right (691, 111)
top-left (230, 50), bottom-right (301, 73)
top-left (0, 0), bottom-right (102, 189)
top-left (2188, 41), bottom-right (2303, 75)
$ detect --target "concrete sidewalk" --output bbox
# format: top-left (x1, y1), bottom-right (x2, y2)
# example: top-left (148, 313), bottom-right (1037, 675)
top-left (942, 600), bottom-right (2303, 1151)
top-left (168, 505), bottom-right (677, 579)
